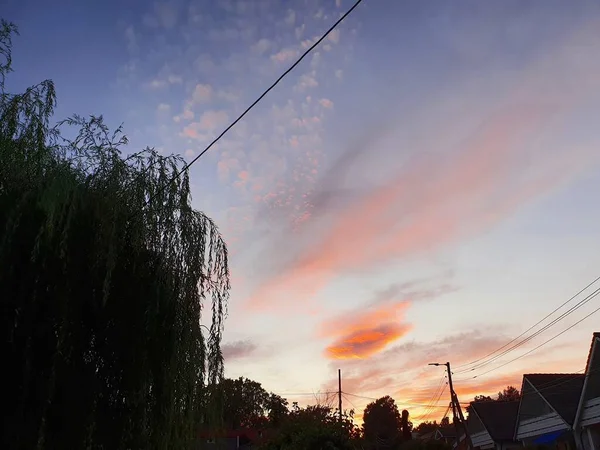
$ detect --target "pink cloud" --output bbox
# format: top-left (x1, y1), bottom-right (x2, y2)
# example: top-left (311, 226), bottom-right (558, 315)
top-left (251, 38), bottom-right (271, 55)
top-left (318, 98), bottom-right (333, 109)
top-left (181, 123), bottom-right (203, 140)
top-left (295, 73), bottom-right (318, 91)
top-left (245, 20), bottom-right (600, 308)
top-left (192, 83), bottom-right (213, 103)
top-left (217, 157), bottom-right (240, 181)
top-left (271, 48), bottom-right (298, 63)
top-left (245, 99), bottom-right (595, 310)
top-left (328, 29), bottom-right (340, 44)
top-left (198, 110), bottom-right (229, 130)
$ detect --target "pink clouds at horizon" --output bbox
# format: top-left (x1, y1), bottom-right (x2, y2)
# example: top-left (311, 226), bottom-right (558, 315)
top-left (315, 331), bottom-right (589, 424)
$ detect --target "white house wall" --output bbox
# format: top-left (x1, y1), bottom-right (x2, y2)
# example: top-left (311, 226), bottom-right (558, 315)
top-left (580, 396), bottom-right (600, 427)
top-left (516, 412), bottom-right (568, 440)
top-left (470, 429), bottom-right (494, 449)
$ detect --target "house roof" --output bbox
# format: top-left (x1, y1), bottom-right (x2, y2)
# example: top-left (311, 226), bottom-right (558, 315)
top-left (418, 430), bottom-right (436, 440)
top-left (583, 332), bottom-right (600, 375)
top-left (471, 401), bottom-right (519, 442)
top-left (524, 373), bottom-right (585, 425)
top-left (436, 427), bottom-right (456, 438)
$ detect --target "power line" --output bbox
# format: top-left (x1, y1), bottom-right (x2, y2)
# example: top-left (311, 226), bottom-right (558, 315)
top-left (454, 276), bottom-right (600, 371)
top-left (342, 392), bottom-right (451, 409)
top-left (455, 279), bottom-right (600, 374)
top-left (415, 384), bottom-right (447, 422)
top-left (413, 377), bottom-right (447, 422)
top-left (139, 0), bottom-right (365, 212)
top-left (274, 391), bottom-right (338, 396)
top-left (342, 393), bottom-right (358, 413)
top-left (418, 377), bottom-right (446, 415)
top-left (465, 294), bottom-right (600, 380)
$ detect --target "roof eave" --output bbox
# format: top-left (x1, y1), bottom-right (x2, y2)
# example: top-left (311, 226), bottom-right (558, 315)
top-left (574, 334), bottom-right (600, 429)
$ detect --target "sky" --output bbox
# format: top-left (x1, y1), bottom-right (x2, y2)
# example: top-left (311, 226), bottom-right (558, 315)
top-left (5, 0), bottom-right (600, 424)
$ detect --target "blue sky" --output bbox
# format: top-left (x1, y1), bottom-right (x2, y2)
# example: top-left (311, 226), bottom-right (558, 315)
top-left (5, 0), bottom-right (600, 421)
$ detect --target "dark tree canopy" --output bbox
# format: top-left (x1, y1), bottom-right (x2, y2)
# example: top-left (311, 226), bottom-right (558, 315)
top-left (414, 421), bottom-right (438, 435)
top-left (439, 416), bottom-right (451, 428)
top-left (362, 396), bottom-right (403, 448)
top-left (259, 403), bottom-right (358, 450)
top-left (497, 386), bottom-right (520, 402)
top-left (211, 377), bottom-right (288, 430)
top-left (466, 386), bottom-right (521, 417)
top-left (1, 20), bottom-right (229, 450)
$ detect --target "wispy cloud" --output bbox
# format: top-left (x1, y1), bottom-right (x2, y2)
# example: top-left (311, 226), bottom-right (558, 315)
top-left (246, 28), bottom-right (600, 309)
top-left (222, 340), bottom-right (258, 360)
top-left (369, 274), bottom-right (458, 307)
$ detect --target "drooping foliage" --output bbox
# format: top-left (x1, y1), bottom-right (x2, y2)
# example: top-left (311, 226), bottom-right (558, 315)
top-left (0, 20), bottom-right (229, 450)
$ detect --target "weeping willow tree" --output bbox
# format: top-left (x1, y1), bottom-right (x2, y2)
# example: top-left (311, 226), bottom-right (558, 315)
top-left (0, 20), bottom-right (229, 449)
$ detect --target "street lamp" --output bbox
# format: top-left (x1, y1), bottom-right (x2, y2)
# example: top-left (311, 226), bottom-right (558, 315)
top-left (427, 362), bottom-right (472, 450)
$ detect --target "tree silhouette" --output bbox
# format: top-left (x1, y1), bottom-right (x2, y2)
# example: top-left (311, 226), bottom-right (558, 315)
top-left (259, 403), bottom-right (358, 450)
top-left (362, 396), bottom-right (403, 448)
top-left (465, 395), bottom-right (494, 416)
top-left (1, 20), bottom-right (229, 450)
top-left (465, 386), bottom-right (521, 418)
top-left (208, 377), bottom-right (288, 430)
top-left (497, 386), bottom-right (520, 402)
top-left (401, 409), bottom-right (413, 440)
top-left (414, 420), bottom-right (438, 434)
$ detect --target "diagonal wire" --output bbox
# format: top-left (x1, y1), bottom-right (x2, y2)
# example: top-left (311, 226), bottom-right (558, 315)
top-left (455, 283), bottom-right (600, 374)
top-left (454, 276), bottom-right (600, 372)
top-left (466, 294), bottom-right (600, 379)
top-left (413, 377), bottom-right (447, 422)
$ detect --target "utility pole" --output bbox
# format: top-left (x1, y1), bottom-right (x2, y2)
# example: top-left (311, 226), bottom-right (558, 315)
top-left (429, 362), bottom-right (472, 450)
top-left (338, 369), bottom-right (343, 422)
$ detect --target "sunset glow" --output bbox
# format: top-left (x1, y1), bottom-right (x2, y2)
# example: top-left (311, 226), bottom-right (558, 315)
top-left (9, 0), bottom-right (600, 426)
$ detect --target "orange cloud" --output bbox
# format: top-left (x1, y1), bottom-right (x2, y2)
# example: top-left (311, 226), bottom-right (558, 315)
top-left (320, 300), bottom-right (413, 360)
top-left (327, 323), bottom-right (413, 360)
